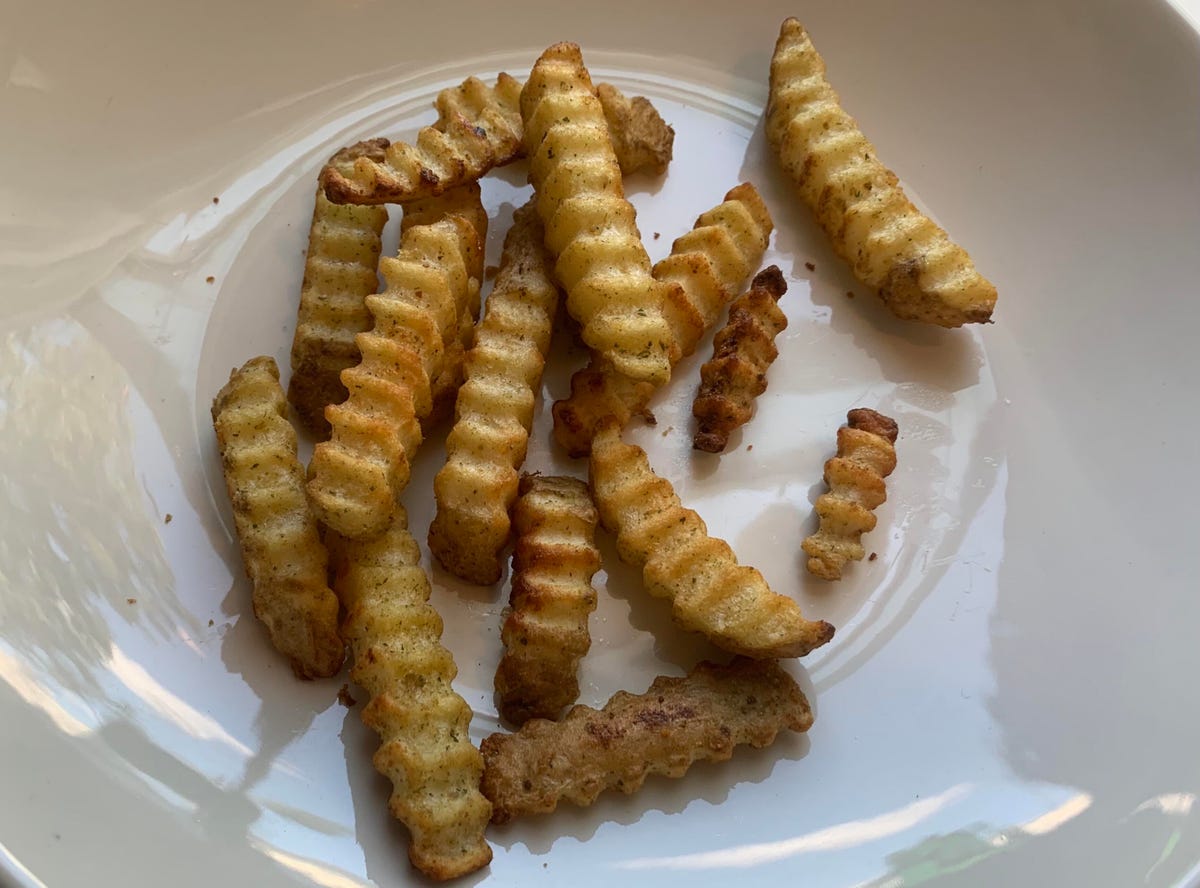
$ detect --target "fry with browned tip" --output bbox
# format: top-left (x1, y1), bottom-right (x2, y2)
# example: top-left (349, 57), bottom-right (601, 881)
top-left (589, 421), bottom-right (834, 658)
top-left (767, 18), bottom-right (996, 326)
top-left (212, 356), bottom-right (343, 678)
top-left (596, 82), bottom-right (674, 176)
top-left (287, 140), bottom-right (390, 437)
top-left (328, 509), bottom-right (492, 880)
top-left (307, 215), bottom-right (481, 538)
top-left (693, 265), bottom-right (789, 453)
top-left (552, 182), bottom-right (773, 457)
top-left (481, 658), bottom-right (811, 823)
top-left (802, 408), bottom-right (898, 580)
top-left (495, 474), bottom-right (600, 724)
top-left (521, 42), bottom-right (674, 386)
top-left (428, 201), bottom-right (561, 584)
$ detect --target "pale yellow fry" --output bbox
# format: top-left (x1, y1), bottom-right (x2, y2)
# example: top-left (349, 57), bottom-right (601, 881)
top-left (552, 182), bottom-right (773, 457)
top-left (307, 216), bottom-right (481, 538)
top-left (495, 474), bottom-right (600, 725)
top-left (802, 408), bottom-right (899, 580)
top-left (211, 356), bottom-right (343, 679)
top-left (287, 140), bottom-right (390, 437)
top-left (521, 42), bottom-right (674, 386)
top-left (328, 508), bottom-right (492, 880)
top-left (428, 201), bottom-right (560, 584)
top-left (767, 18), bottom-right (996, 326)
top-left (589, 422), bottom-right (834, 658)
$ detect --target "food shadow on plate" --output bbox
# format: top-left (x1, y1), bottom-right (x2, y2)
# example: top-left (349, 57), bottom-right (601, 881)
top-left (738, 117), bottom-right (985, 395)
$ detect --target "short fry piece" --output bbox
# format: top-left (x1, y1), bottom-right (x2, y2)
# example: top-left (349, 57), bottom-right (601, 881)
top-left (329, 509), bottom-right (492, 880)
top-left (552, 183), bottom-right (773, 457)
top-left (693, 265), bottom-right (789, 453)
top-left (521, 43), bottom-right (674, 386)
top-left (767, 18), bottom-right (997, 326)
top-left (481, 658), bottom-right (812, 823)
top-left (802, 408), bottom-right (898, 580)
top-left (589, 422), bottom-right (834, 658)
top-left (428, 202), bottom-right (561, 584)
top-left (596, 82), bottom-right (674, 176)
top-left (322, 74), bottom-right (524, 205)
top-left (211, 357), bottom-right (343, 679)
top-left (307, 216), bottom-right (481, 538)
top-left (287, 141), bottom-right (390, 437)
top-left (495, 475), bottom-right (600, 725)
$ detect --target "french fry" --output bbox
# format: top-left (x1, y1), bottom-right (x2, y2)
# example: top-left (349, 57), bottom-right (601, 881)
top-left (307, 216), bottom-right (481, 538)
top-left (552, 183), bottom-right (773, 457)
top-left (481, 658), bottom-right (812, 823)
top-left (802, 408), bottom-right (898, 580)
top-left (521, 42), bottom-right (674, 386)
top-left (211, 356), bottom-right (343, 679)
top-left (692, 265), bottom-right (789, 453)
top-left (596, 82), bottom-right (674, 176)
top-left (767, 18), bottom-right (997, 326)
top-left (589, 421), bottom-right (834, 658)
top-left (428, 201), bottom-right (560, 584)
top-left (322, 74), bottom-right (524, 205)
top-left (495, 474), bottom-right (600, 725)
top-left (327, 508), bottom-right (492, 880)
top-left (287, 141), bottom-right (390, 437)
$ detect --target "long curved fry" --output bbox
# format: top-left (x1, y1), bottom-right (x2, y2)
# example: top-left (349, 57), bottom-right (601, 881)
top-left (287, 141), bottom-right (390, 437)
top-left (552, 183), bottom-right (773, 457)
top-left (521, 42), bottom-right (674, 386)
top-left (767, 18), bottom-right (997, 326)
top-left (481, 658), bottom-right (812, 823)
top-left (328, 509), bottom-right (492, 880)
top-left (495, 474), bottom-right (600, 725)
top-left (307, 216), bottom-right (481, 538)
top-left (802, 408), bottom-right (898, 580)
top-left (428, 201), bottom-right (561, 584)
top-left (693, 265), bottom-right (789, 453)
top-left (212, 357), bottom-right (343, 679)
top-left (589, 422), bottom-right (834, 658)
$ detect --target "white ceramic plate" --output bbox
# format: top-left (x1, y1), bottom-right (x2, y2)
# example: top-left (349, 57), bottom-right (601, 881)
top-left (3, 1), bottom-right (1199, 885)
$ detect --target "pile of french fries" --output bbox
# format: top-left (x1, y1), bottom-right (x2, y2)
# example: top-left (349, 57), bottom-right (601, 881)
top-left (211, 19), bottom-right (996, 881)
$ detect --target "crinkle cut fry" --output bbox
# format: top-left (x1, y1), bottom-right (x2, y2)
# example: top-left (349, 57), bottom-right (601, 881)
top-left (322, 73), bottom-right (525, 205)
top-left (521, 42), bottom-right (674, 386)
top-left (428, 201), bottom-right (561, 584)
top-left (481, 658), bottom-right (812, 823)
top-left (766, 18), bottom-right (996, 326)
top-left (693, 265), bottom-right (789, 453)
top-left (596, 82), bottom-right (675, 176)
top-left (552, 182), bottom-right (774, 458)
top-left (211, 356), bottom-right (343, 678)
top-left (287, 140), bottom-right (390, 437)
top-left (495, 474), bottom-right (600, 724)
top-left (307, 215), bottom-right (481, 539)
top-left (588, 421), bottom-right (834, 658)
top-left (802, 408), bottom-right (899, 580)
top-left (328, 508), bottom-right (492, 880)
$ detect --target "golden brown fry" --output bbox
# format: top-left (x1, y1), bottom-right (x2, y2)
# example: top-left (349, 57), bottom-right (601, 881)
top-left (802, 408), bottom-right (898, 580)
top-left (287, 141), bottom-right (390, 437)
top-left (767, 18), bottom-right (997, 326)
top-left (307, 216), bottom-right (481, 538)
top-left (552, 183), bottom-right (773, 457)
top-left (589, 422), bottom-right (834, 658)
top-left (596, 82), bottom-right (675, 176)
top-left (211, 357), bottom-right (343, 679)
top-left (521, 42), bottom-right (674, 386)
top-left (328, 508), bottom-right (492, 880)
top-left (481, 658), bottom-right (811, 823)
top-left (322, 74), bottom-right (524, 205)
top-left (495, 474), bottom-right (600, 725)
top-left (693, 265), bottom-right (789, 453)
top-left (428, 202), bottom-right (560, 584)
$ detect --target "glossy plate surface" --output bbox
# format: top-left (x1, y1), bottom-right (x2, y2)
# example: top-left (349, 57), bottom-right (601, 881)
top-left (2, 1), bottom-right (1199, 885)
